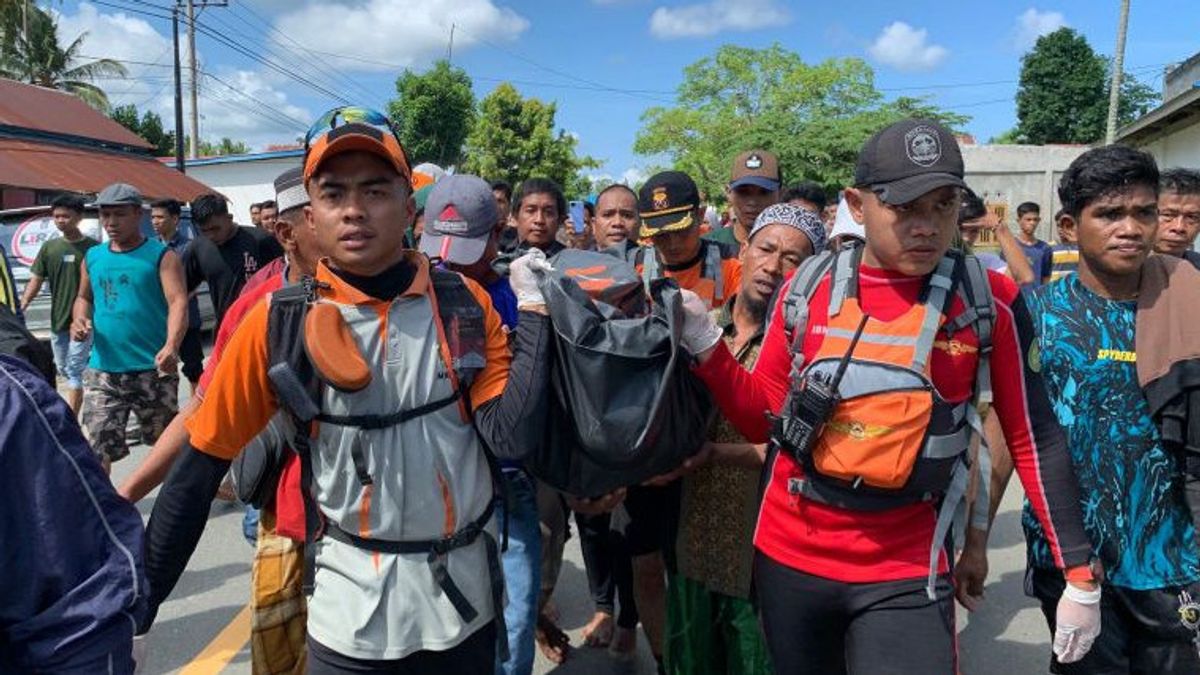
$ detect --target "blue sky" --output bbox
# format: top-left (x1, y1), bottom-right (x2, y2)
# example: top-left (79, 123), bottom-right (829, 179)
top-left (55, 0), bottom-right (1196, 186)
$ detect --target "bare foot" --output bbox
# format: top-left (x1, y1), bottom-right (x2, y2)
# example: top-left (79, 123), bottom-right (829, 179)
top-left (215, 475), bottom-right (237, 502)
top-left (581, 611), bottom-right (614, 648)
top-left (610, 625), bottom-right (637, 660)
top-left (536, 613), bottom-right (570, 664)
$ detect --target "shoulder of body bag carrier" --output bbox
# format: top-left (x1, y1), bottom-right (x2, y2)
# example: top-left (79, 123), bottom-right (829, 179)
top-left (779, 246), bottom-right (996, 354)
top-left (265, 272), bottom-right (488, 411)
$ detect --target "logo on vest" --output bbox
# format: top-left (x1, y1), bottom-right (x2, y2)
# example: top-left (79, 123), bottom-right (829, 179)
top-left (828, 419), bottom-right (893, 440)
top-left (934, 339), bottom-right (977, 356)
top-left (904, 125), bottom-right (942, 167)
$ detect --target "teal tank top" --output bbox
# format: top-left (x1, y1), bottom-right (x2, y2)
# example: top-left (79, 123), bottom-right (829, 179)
top-left (86, 238), bottom-right (169, 373)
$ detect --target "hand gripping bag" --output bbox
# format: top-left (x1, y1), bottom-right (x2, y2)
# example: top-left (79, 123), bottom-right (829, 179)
top-left (525, 249), bottom-right (713, 497)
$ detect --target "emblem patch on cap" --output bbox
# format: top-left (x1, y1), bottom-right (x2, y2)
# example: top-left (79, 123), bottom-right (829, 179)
top-left (435, 204), bottom-right (468, 234)
top-left (904, 125), bottom-right (942, 167)
top-left (652, 186), bottom-right (669, 210)
top-left (745, 154), bottom-right (763, 170)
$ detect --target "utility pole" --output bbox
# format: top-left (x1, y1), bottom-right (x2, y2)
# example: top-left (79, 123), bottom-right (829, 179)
top-left (175, 1), bottom-right (227, 159)
top-left (172, 7), bottom-right (186, 172)
top-left (1105, 0), bottom-right (1132, 145)
top-left (186, 0), bottom-right (199, 159)
top-left (447, 23), bottom-right (455, 63)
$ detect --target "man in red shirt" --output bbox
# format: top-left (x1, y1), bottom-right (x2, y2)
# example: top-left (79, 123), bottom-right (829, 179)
top-left (677, 119), bottom-right (1100, 673)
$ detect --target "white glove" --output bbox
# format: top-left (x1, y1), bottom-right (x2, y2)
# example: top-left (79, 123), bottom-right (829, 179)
top-left (132, 633), bottom-right (147, 674)
top-left (679, 289), bottom-right (723, 355)
top-left (1053, 582), bottom-right (1102, 664)
top-left (509, 248), bottom-right (554, 308)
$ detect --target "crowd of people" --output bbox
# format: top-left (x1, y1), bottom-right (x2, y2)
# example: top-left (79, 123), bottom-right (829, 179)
top-left (2, 107), bottom-right (1199, 675)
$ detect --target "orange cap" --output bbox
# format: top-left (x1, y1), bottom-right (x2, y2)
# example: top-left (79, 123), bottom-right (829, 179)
top-left (303, 122), bottom-right (411, 186)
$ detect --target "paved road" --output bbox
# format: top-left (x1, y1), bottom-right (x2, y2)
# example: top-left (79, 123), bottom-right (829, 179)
top-left (115, 409), bottom-right (1052, 674)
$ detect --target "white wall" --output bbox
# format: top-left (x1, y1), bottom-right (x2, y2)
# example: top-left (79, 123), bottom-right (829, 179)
top-left (185, 157), bottom-right (301, 224)
top-left (961, 144), bottom-right (1088, 241)
top-left (1138, 121), bottom-right (1200, 172)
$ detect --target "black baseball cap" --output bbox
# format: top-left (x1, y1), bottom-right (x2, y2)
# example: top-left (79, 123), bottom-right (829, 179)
top-left (854, 119), bottom-right (965, 205)
top-left (638, 170), bottom-right (701, 238)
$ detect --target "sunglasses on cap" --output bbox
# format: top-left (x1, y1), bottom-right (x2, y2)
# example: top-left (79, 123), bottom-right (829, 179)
top-left (304, 106), bottom-right (412, 182)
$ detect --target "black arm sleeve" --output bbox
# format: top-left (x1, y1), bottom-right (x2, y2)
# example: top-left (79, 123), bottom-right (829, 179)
top-left (138, 445), bottom-right (230, 633)
top-left (473, 311), bottom-right (552, 461)
top-left (181, 242), bottom-right (201, 293)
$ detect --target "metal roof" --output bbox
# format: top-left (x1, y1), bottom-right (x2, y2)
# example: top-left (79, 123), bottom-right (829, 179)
top-left (171, 148), bottom-right (305, 167)
top-left (0, 138), bottom-right (213, 201)
top-left (0, 77), bottom-right (152, 151)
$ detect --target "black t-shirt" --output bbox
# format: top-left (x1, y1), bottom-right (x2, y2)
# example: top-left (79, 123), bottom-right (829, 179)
top-left (183, 226), bottom-right (283, 328)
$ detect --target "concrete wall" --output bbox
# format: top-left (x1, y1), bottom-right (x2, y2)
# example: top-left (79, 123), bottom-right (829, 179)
top-left (1164, 53), bottom-right (1200, 104)
top-left (961, 144), bottom-right (1088, 242)
top-left (185, 157), bottom-right (301, 224)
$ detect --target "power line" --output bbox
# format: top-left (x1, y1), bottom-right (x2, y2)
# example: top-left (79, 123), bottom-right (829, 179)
top-left (91, 0), bottom-right (351, 105)
top-left (198, 5), bottom-right (380, 106)
top-left (223, 1), bottom-right (383, 106)
top-left (201, 69), bottom-right (309, 129)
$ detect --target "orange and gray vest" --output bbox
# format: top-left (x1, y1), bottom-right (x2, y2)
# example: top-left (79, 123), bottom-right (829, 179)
top-left (631, 239), bottom-right (738, 308)
top-left (781, 244), bottom-right (995, 599)
top-left (264, 270), bottom-right (509, 660)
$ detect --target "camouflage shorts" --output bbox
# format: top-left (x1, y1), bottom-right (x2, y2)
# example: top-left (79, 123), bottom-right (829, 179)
top-left (81, 368), bottom-right (179, 462)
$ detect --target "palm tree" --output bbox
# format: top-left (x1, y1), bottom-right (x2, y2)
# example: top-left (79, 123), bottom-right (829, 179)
top-left (0, 3), bottom-right (127, 111)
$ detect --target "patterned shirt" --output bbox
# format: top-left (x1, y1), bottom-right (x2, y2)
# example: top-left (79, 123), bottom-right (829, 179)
top-left (1022, 274), bottom-right (1200, 589)
top-left (1049, 243), bottom-right (1079, 283)
top-left (676, 295), bottom-right (763, 598)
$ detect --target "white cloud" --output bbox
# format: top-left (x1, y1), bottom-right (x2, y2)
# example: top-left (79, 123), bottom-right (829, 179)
top-left (648, 0), bottom-right (789, 39)
top-left (585, 166), bottom-right (647, 188)
top-left (621, 167), bottom-right (649, 186)
top-left (276, 0), bottom-right (529, 71)
top-left (55, 3), bottom-right (311, 150)
top-left (867, 21), bottom-right (948, 72)
top-left (1013, 8), bottom-right (1068, 50)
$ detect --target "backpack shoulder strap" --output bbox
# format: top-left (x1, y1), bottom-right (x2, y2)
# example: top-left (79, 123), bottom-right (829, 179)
top-left (266, 281), bottom-right (321, 422)
top-left (428, 268), bottom-right (509, 555)
top-left (263, 278), bottom-right (326, 595)
top-left (911, 254), bottom-right (959, 374)
top-left (782, 249), bottom-right (837, 357)
top-left (429, 268), bottom-right (487, 391)
top-left (943, 254), bottom-right (996, 405)
top-left (640, 246), bottom-right (659, 295)
top-left (702, 240), bottom-right (727, 304)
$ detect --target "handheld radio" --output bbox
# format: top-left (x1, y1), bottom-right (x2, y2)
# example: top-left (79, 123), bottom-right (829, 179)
top-left (775, 312), bottom-right (870, 461)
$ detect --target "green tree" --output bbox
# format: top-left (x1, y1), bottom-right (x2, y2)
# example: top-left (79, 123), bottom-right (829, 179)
top-left (108, 103), bottom-right (176, 156)
top-left (110, 103), bottom-right (141, 134)
top-left (0, 3), bottom-right (126, 111)
top-left (462, 83), bottom-right (600, 191)
top-left (199, 137), bottom-right (251, 157)
top-left (388, 60), bottom-right (475, 167)
top-left (634, 44), bottom-right (967, 199)
top-left (138, 109), bottom-right (175, 157)
top-left (1015, 28), bottom-right (1158, 144)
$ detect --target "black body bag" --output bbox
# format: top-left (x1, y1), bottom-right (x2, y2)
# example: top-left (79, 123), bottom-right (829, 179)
top-left (525, 249), bottom-right (713, 497)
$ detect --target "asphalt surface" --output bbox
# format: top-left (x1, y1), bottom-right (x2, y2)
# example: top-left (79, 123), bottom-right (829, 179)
top-left (113, 387), bottom-right (1053, 674)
